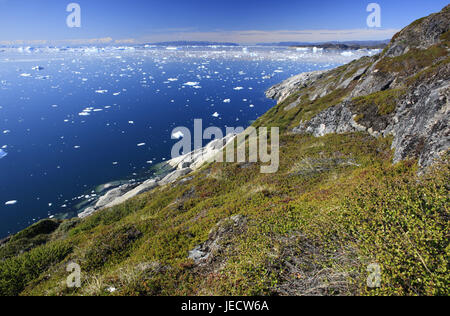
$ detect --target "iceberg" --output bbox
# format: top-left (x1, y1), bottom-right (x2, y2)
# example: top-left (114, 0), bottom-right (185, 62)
top-left (341, 51), bottom-right (355, 57)
top-left (172, 131), bottom-right (184, 139)
top-left (183, 82), bottom-right (200, 86)
top-left (0, 149), bottom-right (7, 159)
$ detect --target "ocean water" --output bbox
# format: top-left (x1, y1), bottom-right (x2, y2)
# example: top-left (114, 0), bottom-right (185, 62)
top-left (0, 46), bottom-right (378, 237)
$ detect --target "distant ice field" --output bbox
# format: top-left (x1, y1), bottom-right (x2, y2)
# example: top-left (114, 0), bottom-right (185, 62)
top-left (0, 45), bottom-right (379, 237)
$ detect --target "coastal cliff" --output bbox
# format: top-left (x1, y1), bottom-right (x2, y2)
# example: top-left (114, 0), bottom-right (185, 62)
top-left (0, 6), bottom-right (448, 296)
top-left (265, 5), bottom-right (449, 168)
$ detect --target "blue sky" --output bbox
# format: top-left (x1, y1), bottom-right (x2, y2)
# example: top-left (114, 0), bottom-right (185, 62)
top-left (0, 0), bottom-right (448, 44)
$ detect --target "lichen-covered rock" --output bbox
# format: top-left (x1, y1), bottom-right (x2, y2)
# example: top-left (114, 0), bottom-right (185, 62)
top-left (188, 215), bottom-right (247, 267)
top-left (384, 4), bottom-right (450, 57)
top-left (293, 102), bottom-right (366, 137)
top-left (271, 5), bottom-right (450, 170)
top-left (265, 70), bottom-right (327, 104)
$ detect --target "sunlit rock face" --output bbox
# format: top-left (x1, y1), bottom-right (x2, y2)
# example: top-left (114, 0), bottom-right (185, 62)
top-left (268, 5), bottom-right (450, 169)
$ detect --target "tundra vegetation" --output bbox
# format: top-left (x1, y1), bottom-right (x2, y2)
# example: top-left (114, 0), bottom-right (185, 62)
top-left (0, 6), bottom-right (449, 296)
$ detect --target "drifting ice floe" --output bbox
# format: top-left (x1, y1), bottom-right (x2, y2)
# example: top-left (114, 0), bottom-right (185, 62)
top-left (172, 131), bottom-right (184, 139)
top-left (341, 51), bottom-right (355, 57)
top-left (183, 82), bottom-right (200, 86)
top-left (0, 149), bottom-right (7, 159)
top-left (0, 44), bottom-right (378, 228)
top-left (5, 200), bottom-right (17, 206)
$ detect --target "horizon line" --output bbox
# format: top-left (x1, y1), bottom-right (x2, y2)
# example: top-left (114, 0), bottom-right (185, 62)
top-left (0, 28), bottom-right (400, 46)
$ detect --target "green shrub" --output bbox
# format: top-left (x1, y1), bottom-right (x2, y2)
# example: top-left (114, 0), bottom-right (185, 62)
top-left (338, 161), bottom-right (449, 295)
top-left (84, 225), bottom-right (142, 270)
top-left (0, 220), bottom-right (61, 260)
top-left (0, 241), bottom-right (72, 296)
top-left (11, 219), bottom-right (60, 242)
top-left (352, 89), bottom-right (406, 117)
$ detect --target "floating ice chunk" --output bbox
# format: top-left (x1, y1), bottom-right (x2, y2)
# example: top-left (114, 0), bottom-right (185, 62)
top-left (0, 149), bottom-right (7, 159)
top-left (341, 51), bottom-right (355, 57)
top-left (95, 90), bottom-right (108, 94)
top-left (172, 131), bottom-right (184, 139)
top-left (5, 200), bottom-right (17, 206)
top-left (212, 112), bottom-right (220, 118)
top-left (183, 82), bottom-right (200, 86)
top-left (113, 92), bottom-right (121, 96)
top-left (20, 73), bottom-right (31, 77)
top-left (312, 47), bottom-right (323, 53)
top-left (233, 87), bottom-right (244, 91)
top-left (167, 78), bottom-right (178, 82)
top-left (223, 99), bottom-right (231, 103)
top-left (137, 143), bottom-right (146, 147)
top-left (128, 121), bottom-right (134, 124)
top-left (3, 130), bottom-right (10, 134)
top-left (249, 104), bottom-right (255, 108)
top-left (32, 66), bottom-right (44, 71)
top-left (166, 47), bottom-right (177, 50)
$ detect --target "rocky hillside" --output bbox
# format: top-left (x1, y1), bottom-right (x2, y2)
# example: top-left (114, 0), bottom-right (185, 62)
top-left (264, 5), bottom-right (449, 168)
top-left (0, 6), bottom-right (448, 296)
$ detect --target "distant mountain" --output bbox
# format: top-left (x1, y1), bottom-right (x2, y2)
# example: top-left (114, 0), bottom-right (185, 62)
top-left (257, 40), bottom-right (390, 49)
top-left (145, 41), bottom-right (240, 47)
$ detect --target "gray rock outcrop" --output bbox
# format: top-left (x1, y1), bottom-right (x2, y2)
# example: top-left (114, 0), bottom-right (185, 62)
top-left (268, 5), bottom-right (450, 169)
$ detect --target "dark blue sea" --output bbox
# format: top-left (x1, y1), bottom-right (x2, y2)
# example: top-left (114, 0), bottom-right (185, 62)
top-left (0, 45), bottom-right (377, 237)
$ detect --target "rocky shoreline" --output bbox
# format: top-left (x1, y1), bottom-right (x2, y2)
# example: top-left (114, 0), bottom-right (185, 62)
top-left (78, 133), bottom-right (237, 218)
